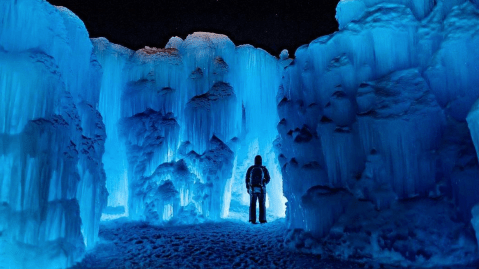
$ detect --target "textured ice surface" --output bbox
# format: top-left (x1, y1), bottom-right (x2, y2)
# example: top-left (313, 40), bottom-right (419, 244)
top-left (0, 0), bottom-right (107, 268)
top-left (425, 2), bottom-right (479, 120)
top-left (93, 38), bottom-right (133, 220)
top-left (71, 219), bottom-right (368, 269)
top-left (335, 0), bottom-right (466, 29)
top-left (286, 198), bottom-right (478, 268)
top-left (278, 0), bottom-right (479, 267)
top-left (472, 204), bottom-right (479, 247)
top-left (93, 31), bottom-right (288, 224)
top-left (356, 69), bottom-right (445, 199)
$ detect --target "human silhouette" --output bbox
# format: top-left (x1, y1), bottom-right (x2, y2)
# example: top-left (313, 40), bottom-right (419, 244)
top-left (245, 155), bottom-right (271, 224)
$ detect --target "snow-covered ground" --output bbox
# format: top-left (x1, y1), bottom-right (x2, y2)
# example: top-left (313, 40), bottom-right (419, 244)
top-left (71, 216), bottom-right (365, 269)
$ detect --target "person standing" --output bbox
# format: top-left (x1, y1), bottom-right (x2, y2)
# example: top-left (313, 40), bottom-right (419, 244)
top-left (245, 155), bottom-right (271, 224)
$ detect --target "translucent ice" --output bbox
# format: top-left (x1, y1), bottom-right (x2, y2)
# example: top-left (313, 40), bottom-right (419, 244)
top-left (277, 3), bottom-right (479, 267)
top-left (93, 32), bottom-right (287, 223)
top-left (0, 0), bottom-right (107, 268)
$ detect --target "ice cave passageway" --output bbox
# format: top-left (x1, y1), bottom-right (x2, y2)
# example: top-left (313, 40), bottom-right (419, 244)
top-left (6, 1), bottom-right (479, 268)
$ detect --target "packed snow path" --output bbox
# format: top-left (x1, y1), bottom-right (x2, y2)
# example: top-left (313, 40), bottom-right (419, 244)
top-left (71, 219), bottom-right (364, 269)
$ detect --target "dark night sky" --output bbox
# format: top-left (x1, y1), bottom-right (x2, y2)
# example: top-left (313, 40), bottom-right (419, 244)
top-left (47, 0), bottom-right (340, 56)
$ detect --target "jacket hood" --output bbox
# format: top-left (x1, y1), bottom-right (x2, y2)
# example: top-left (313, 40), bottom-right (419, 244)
top-left (254, 155), bottom-right (262, 165)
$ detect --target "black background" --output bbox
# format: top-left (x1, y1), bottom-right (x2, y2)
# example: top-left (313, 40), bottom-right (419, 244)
top-left (47, 0), bottom-right (340, 56)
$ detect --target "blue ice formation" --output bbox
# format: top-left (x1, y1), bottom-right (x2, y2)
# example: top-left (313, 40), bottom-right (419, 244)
top-left (1, 1), bottom-right (288, 265)
top-left (0, 0), bottom-right (107, 268)
top-left (2, 0), bottom-right (479, 268)
top-left (279, 0), bottom-right (479, 267)
top-left (93, 33), bottom-right (288, 225)
top-left (0, 1), bottom-right (288, 262)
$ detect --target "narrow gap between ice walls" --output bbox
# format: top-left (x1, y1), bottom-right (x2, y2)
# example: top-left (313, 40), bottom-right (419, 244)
top-left (95, 33), bottom-right (291, 224)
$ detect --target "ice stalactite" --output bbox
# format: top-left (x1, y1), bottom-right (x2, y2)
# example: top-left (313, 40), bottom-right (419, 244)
top-left (92, 38), bottom-right (133, 219)
top-left (119, 109), bottom-right (180, 220)
top-left (93, 32), bottom-right (287, 223)
top-left (184, 81), bottom-right (237, 155)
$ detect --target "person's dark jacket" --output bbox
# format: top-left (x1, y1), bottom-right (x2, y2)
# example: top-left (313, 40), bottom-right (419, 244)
top-left (245, 165), bottom-right (271, 190)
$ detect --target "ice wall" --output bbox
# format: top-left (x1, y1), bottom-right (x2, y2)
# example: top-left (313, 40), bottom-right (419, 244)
top-left (335, 0), bottom-right (467, 29)
top-left (0, 0), bottom-right (107, 268)
top-left (279, 0), bottom-right (479, 266)
top-left (93, 39), bottom-right (133, 219)
top-left (93, 32), bottom-right (287, 223)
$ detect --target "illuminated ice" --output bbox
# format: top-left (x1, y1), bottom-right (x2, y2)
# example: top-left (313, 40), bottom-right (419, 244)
top-left (2, 0), bottom-right (479, 268)
top-left (92, 32), bottom-right (287, 224)
top-left (278, 0), bottom-right (479, 267)
top-left (0, 0), bottom-right (106, 268)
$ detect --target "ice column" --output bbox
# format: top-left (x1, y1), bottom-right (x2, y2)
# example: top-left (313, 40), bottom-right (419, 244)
top-left (0, 0), bottom-right (107, 268)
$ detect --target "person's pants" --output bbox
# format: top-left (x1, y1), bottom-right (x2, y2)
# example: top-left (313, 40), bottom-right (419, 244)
top-left (249, 192), bottom-right (266, 223)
